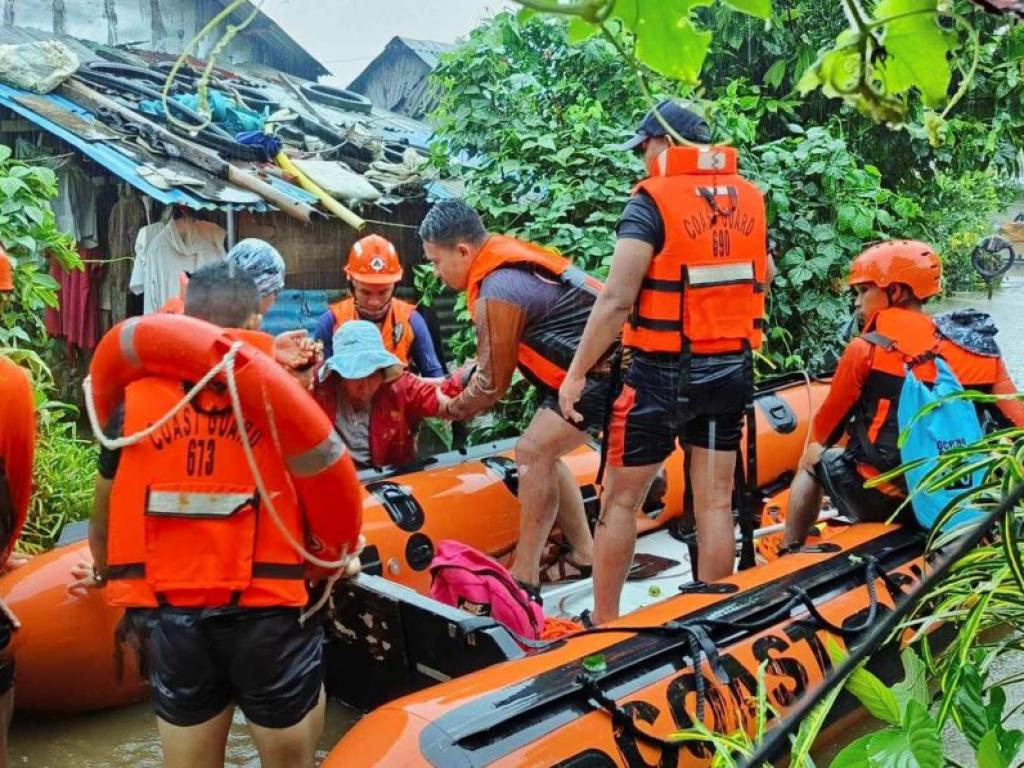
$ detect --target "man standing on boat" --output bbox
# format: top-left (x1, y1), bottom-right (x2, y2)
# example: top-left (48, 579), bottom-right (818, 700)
top-left (420, 200), bottom-right (613, 596)
top-left (560, 101), bottom-right (771, 624)
top-left (0, 249), bottom-right (34, 766)
top-left (313, 234), bottom-right (445, 375)
top-left (78, 262), bottom-right (359, 768)
top-left (782, 241), bottom-right (1024, 548)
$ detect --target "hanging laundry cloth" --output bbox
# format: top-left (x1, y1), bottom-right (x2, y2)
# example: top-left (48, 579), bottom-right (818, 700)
top-left (100, 187), bottom-right (146, 330)
top-left (45, 247), bottom-right (104, 352)
top-left (128, 215), bottom-right (226, 314)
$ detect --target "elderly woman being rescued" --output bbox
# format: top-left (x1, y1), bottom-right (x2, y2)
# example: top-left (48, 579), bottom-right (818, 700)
top-left (312, 320), bottom-right (462, 469)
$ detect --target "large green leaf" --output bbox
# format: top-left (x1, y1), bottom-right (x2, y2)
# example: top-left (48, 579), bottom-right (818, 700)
top-left (624, 0), bottom-right (714, 84)
top-left (721, 0), bottom-right (772, 19)
top-left (845, 666), bottom-right (901, 725)
top-left (977, 729), bottom-right (1010, 768)
top-left (830, 732), bottom-right (874, 768)
top-left (890, 648), bottom-right (930, 714)
top-left (954, 664), bottom-right (990, 749)
top-left (865, 701), bottom-right (942, 768)
top-left (874, 0), bottom-right (956, 107)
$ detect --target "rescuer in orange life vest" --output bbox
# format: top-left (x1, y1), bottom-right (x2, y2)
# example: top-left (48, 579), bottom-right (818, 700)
top-left (560, 101), bottom-right (775, 625)
top-left (0, 248), bottom-right (35, 764)
top-left (782, 241), bottom-right (1024, 550)
top-left (420, 200), bottom-right (613, 595)
top-left (71, 261), bottom-right (361, 768)
top-left (313, 234), bottom-right (445, 376)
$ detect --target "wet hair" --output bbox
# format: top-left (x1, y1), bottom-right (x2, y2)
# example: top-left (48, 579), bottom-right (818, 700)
top-left (185, 261), bottom-right (260, 328)
top-left (418, 200), bottom-right (487, 247)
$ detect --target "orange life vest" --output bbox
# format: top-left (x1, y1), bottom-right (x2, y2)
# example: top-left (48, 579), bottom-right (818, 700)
top-left (330, 297), bottom-right (416, 366)
top-left (465, 235), bottom-right (603, 390)
top-left (623, 146), bottom-right (769, 355)
top-left (105, 344), bottom-right (308, 609)
top-left (850, 307), bottom-right (1003, 480)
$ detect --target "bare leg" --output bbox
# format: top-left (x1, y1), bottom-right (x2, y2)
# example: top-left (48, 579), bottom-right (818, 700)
top-left (248, 687), bottom-right (326, 768)
top-left (783, 443), bottom-right (826, 549)
top-left (592, 463), bottom-right (662, 625)
top-left (510, 408), bottom-right (590, 586)
top-left (0, 686), bottom-right (12, 768)
top-left (553, 459), bottom-right (593, 564)
top-left (688, 445), bottom-right (737, 582)
top-left (158, 706), bottom-right (234, 768)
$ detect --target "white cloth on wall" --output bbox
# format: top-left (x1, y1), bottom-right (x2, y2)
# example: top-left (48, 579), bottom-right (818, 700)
top-left (51, 162), bottom-right (99, 249)
top-left (129, 216), bottom-right (226, 314)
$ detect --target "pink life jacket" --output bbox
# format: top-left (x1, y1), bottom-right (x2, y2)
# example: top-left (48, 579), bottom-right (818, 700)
top-left (429, 540), bottom-right (545, 641)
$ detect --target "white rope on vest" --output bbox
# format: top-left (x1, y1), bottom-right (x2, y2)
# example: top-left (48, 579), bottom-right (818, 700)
top-left (84, 341), bottom-right (355, 621)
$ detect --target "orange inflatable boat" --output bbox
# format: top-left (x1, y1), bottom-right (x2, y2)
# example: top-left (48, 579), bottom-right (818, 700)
top-left (323, 521), bottom-right (932, 767)
top-left (0, 372), bottom-right (828, 714)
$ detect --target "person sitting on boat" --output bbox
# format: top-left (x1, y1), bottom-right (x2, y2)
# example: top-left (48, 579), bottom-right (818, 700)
top-left (420, 200), bottom-right (611, 593)
top-left (0, 248), bottom-right (35, 763)
top-left (560, 101), bottom-right (773, 624)
top-left (160, 238), bottom-right (323, 377)
top-left (782, 240), bottom-right (1024, 549)
top-left (312, 320), bottom-right (457, 470)
top-left (76, 260), bottom-right (358, 768)
top-left (313, 234), bottom-right (445, 376)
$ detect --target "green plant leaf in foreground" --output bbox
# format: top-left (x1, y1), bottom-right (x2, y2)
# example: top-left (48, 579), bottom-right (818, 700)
top-left (844, 665), bottom-right (901, 726)
top-left (874, 0), bottom-right (955, 108)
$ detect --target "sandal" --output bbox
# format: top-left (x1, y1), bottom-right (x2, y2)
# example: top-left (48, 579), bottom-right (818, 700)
top-left (539, 551), bottom-right (593, 584)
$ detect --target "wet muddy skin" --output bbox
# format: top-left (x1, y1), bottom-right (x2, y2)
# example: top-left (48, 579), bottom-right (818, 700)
top-left (10, 267), bottom-right (1024, 766)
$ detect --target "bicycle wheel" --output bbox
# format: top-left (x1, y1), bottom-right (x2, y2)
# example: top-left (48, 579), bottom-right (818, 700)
top-left (971, 236), bottom-right (1016, 280)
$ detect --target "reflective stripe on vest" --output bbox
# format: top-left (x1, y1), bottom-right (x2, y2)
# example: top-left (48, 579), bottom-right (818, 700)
top-left (330, 298), bottom-right (416, 365)
top-left (105, 378), bottom-right (308, 608)
top-left (622, 145), bottom-right (768, 355)
top-left (464, 236), bottom-right (601, 390)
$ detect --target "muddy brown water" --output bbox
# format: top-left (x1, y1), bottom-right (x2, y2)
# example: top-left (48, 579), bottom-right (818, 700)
top-left (10, 268), bottom-right (1024, 766)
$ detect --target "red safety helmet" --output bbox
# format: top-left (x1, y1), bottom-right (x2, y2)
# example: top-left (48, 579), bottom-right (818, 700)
top-left (848, 240), bottom-right (942, 300)
top-left (0, 248), bottom-right (13, 292)
top-left (344, 235), bottom-right (403, 285)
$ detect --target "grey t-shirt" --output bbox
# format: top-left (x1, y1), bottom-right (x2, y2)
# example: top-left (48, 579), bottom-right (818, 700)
top-left (336, 401), bottom-right (371, 467)
top-left (478, 266), bottom-right (565, 323)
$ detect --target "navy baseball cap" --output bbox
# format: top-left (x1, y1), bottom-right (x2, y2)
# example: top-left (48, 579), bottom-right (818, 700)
top-left (617, 100), bottom-right (711, 151)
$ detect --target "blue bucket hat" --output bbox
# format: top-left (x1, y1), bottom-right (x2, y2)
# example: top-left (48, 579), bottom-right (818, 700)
top-left (320, 320), bottom-right (402, 382)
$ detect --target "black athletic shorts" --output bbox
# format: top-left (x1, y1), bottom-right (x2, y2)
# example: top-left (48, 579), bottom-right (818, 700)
top-left (608, 352), bottom-right (749, 467)
top-left (816, 448), bottom-right (909, 524)
top-left (538, 374), bottom-right (611, 436)
top-left (132, 606), bottom-right (323, 729)
top-left (0, 611), bottom-right (14, 695)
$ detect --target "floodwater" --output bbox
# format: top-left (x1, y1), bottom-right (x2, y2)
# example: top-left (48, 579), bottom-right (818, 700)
top-left (10, 267), bottom-right (1024, 766)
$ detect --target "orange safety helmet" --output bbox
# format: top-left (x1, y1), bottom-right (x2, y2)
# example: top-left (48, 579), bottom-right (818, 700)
top-left (848, 240), bottom-right (942, 300)
top-left (344, 235), bottom-right (403, 285)
top-left (0, 248), bottom-right (13, 292)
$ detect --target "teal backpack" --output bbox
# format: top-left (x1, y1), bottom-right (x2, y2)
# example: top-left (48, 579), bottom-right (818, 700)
top-left (897, 357), bottom-right (986, 532)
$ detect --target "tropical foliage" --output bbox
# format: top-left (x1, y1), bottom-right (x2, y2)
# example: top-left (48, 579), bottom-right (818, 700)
top-left (0, 150), bottom-right (96, 552)
top-left (425, 10), bottom-right (1020, 436)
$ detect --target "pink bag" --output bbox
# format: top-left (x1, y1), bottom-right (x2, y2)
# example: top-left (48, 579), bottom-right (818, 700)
top-left (429, 540), bottom-right (545, 640)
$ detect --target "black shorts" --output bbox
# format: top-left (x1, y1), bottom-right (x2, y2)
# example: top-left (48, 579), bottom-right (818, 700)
top-left (538, 374), bottom-right (610, 435)
top-left (816, 448), bottom-right (908, 524)
top-left (133, 606), bottom-right (323, 729)
top-left (0, 612), bottom-right (13, 695)
top-left (608, 352), bottom-right (749, 467)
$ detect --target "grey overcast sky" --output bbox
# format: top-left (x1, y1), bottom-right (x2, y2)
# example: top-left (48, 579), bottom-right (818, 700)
top-left (261, 0), bottom-right (517, 86)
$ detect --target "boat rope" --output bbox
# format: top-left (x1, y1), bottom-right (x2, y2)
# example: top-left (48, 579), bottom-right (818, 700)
top-left (789, 555), bottom-right (882, 638)
top-left (565, 554), bottom-right (889, 741)
top-left (84, 341), bottom-right (355, 619)
top-left (739, 479), bottom-right (1024, 768)
top-left (578, 621), bottom-right (727, 741)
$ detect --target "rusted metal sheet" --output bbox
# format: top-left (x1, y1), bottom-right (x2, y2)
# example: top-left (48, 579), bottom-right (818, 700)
top-left (13, 94), bottom-right (120, 141)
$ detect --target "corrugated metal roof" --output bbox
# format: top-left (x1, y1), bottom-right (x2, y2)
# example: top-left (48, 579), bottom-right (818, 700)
top-left (394, 38), bottom-right (455, 69)
top-left (0, 82), bottom-right (316, 212)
